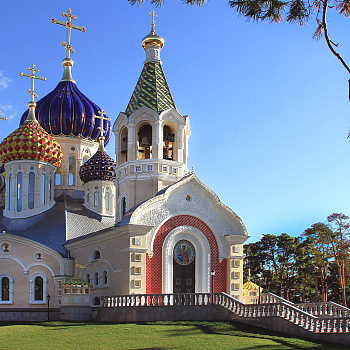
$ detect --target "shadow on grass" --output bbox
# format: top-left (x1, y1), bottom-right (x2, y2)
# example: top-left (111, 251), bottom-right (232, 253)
top-left (0, 321), bottom-right (91, 328)
top-left (0, 320), bottom-right (348, 349)
top-left (137, 321), bottom-right (348, 349)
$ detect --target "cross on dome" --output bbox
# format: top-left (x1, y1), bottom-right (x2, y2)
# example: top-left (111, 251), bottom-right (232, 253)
top-left (0, 111), bottom-right (6, 121)
top-left (19, 64), bottom-right (46, 122)
top-left (51, 8), bottom-right (86, 59)
top-left (94, 109), bottom-right (111, 150)
top-left (148, 10), bottom-right (158, 32)
top-left (19, 64), bottom-right (46, 103)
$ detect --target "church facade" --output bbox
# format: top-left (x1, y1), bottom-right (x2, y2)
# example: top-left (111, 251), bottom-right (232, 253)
top-left (0, 10), bottom-right (248, 311)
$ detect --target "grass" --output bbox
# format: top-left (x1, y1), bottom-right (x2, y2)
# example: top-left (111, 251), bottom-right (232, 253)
top-left (0, 321), bottom-right (347, 350)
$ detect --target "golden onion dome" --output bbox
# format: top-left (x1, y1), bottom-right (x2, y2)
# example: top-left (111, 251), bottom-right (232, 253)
top-left (141, 29), bottom-right (164, 49)
top-left (243, 281), bottom-right (262, 291)
top-left (0, 120), bottom-right (63, 168)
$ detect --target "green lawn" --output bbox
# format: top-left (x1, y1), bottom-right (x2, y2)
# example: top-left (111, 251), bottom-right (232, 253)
top-left (0, 321), bottom-right (347, 350)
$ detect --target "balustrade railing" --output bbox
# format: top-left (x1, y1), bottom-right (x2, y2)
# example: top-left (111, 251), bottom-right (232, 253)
top-left (217, 292), bottom-right (350, 334)
top-left (100, 293), bottom-right (213, 308)
top-left (260, 292), bottom-right (294, 305)
top-left (296, 302), bottom-right (350, 317)
top-left (261, 292), bottom-right (350, 317)
top-left (99, 292), bottom-right (350, 334)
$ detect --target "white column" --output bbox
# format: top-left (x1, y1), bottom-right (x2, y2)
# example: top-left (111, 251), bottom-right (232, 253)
top-left (155, 120), bottom-right (162, 159)
top-left (128, 123), bottom-right (135, 161)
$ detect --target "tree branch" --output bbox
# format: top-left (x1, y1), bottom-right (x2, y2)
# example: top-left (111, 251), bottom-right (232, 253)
top-left (322, 0), bottom-right (350, 73)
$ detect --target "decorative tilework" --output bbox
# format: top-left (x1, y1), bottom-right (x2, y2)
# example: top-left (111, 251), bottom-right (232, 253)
top-left (125, 62), bottom-right (176, 115)
top-left (0, 121), bottom-right (63, 168)
top-left (79, 150), bottom-right (116, 183)
top-left (146, 215), bottom-right (227, 294)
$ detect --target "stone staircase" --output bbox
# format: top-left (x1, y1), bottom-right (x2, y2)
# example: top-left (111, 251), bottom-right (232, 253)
top-left (99, 292), bottom-right (350, 345)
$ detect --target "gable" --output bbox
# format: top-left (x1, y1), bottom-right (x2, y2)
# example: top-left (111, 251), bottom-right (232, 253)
top-left (128, 174), bottom-right (248, 256)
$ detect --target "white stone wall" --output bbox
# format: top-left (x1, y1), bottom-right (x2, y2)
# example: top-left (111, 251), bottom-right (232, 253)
top-left (4, 160), bottom-right (56, 219)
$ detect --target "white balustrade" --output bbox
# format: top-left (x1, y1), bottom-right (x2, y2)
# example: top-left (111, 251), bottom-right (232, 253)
top-left (98, 292), bottom-right (350, 334)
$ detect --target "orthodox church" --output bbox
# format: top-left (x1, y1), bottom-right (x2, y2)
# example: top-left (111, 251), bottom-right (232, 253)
top-left (0, 10), bottom-right (248, 310)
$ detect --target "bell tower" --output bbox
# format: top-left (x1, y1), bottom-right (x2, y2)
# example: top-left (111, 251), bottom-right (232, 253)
top-left (113, 12), bottom-right (191, 222)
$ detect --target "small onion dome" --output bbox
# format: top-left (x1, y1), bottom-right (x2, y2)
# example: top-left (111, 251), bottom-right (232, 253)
top-left (19, 81), bottom-right (112, 146)
top-left (79, 150), bottom-right (116, 183)
top-left (0, 121), bottom-right (63, 168)
top-left (142, 29), bottom-right (164, 49)
top-left (0, 174), bottom-right (5, 192)
top-left (243, 281), bottom-right (262, 291)
top-left (60, 277), bottom-right (92, 288)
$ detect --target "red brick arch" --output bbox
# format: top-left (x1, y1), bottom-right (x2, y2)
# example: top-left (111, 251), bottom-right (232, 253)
top-left (146, 215), bottom-right (227, 293)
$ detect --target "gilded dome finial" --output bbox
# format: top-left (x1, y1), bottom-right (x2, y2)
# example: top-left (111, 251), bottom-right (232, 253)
top-left (94, 109), bottom-right (111, 151)
top-left (149, 10), bottom-right (158, 34)
top-left (142, 11), bottom-right (164, 49)
top-left (19, 64), bottom-right (46, 122)
top-left (51, 9), bottom-right (86, 82)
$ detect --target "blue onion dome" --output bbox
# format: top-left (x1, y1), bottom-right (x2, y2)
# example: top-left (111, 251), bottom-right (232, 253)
top-left (19, 81), bottom-right (112, 145)
top-left (79, 149), bottom-right (116, 183)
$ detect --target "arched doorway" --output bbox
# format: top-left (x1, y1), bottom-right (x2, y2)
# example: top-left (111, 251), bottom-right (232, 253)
top-left (173, 240), bottom-right (195, 293)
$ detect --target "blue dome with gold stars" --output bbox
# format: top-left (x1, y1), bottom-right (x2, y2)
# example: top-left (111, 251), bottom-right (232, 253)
top-left (79, 150), bottom-right (116, 183)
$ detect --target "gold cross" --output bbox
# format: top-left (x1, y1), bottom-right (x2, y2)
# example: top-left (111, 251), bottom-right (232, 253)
top-left (19, 64), bottom-right (46, 103)
top-left (0, 111), bottom-right (6, 121)
top-left (94, 109), bottom-right (111, 139)
top-left (148, 10), bottom-right (158, 30)
top-left (52, 8), bottom-right (86, 59)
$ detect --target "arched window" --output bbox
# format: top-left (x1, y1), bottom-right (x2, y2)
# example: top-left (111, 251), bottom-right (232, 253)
top-left (93, 250), bottom-right (101, 260)
top-left (94, 272), bottom-right (99, 286)
top-left (30, 273), bottom-right (47, 303)
top-left (49, 177), bottom-right (52, 201)
top-left (41, 173), bottom-right (46, 205)
top-left (105, 192), bottom-right (110, 211)
top-left (138, 124), bottom-right (152, 160)
top-left (28, 172), bottom-right (35, 209)
top-left (34, 276), bottom-right (43, 301)
top-left (94, 192), bottom-right (99, 207)
top-left (8, 174), bottom-right (12, 210)
top-left (93, 296), bottom-right (100, 305)
top-left (163, 125), bottom-right (175, 161)
top-left (122, 197), bottom-right (127, 217)
top-left (87, 193), bottom-right (90, 203)
top-left (1, 277), bottom-right (9, 301)
top-left (0, 274), bottom-right (13, 304)
top-left (17, 172), bottom-right (23, 212)
top-left (103, 271), bottom-right (108, 285)
top-left (55, 169), bottom-right (61, 185)
top-left (120, 127), bottom-right (128, 164)
top-left (85, 274), bottom-right (90, 284)
top-left (68, 156), bottom-right (76, 186)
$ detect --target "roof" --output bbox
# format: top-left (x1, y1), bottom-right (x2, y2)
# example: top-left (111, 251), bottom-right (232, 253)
top-left (65, 200), bottom-right (116, 240)
top-left (243, 281), bottom-right (262, 291)
top-left (79, 149), bottom-right (116, 183)
top-left (19, 81), bottom-right (112, 146)
top-left (0, 199), bottom-right (116, 256)
top-left (0, 201), bottom-right (67, 256)
top-left (119, 172), bottom-right (193, 226)
top-left (125, 61), bottom-right (176, 115)
top-left (60, 276), bottom-right (92, 288)
top-left (0, 120), bottom-right (63, 168)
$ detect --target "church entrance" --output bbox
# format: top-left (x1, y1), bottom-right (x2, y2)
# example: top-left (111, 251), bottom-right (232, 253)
top-left (173, 240), bottom-right (195, 293)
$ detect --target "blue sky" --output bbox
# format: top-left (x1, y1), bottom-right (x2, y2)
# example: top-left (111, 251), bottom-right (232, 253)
top-left (1, 1), bottom-right (350, 242)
